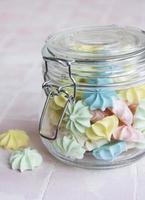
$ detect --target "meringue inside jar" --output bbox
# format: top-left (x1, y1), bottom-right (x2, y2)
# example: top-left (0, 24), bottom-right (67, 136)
top-left (40, 25), bottom-right (145, 169)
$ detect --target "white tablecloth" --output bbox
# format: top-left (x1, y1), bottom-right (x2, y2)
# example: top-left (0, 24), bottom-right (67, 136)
top-left (0, 0), bottom-right (145, 199)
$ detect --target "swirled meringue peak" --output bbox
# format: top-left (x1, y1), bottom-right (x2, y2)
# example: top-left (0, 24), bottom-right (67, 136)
top-left (0, 129), bottom-right (29, 150)
top-left (53, 135), bottom-right (86, 159)
top-left (111, 99), bottom-right (133, 125)
top-left (86, 115), bottom-right (119, 141)
top-left (10, 148), bottom-right (43, 172)
top-left (134, 100), bottom-right (145, 134)
top-left (84, 88), bottom-right (117, 111)
top-left (118, 85), bottom-right (145, 105)
top-left (92, 141), bottom-right (127, 161)
top-left (65, 100), bottom-right (92, 134)
top-left (113, 125), bottom-right (145, 144)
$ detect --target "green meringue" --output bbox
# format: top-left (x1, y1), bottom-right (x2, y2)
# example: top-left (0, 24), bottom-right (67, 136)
top-left (65, 100), bottom-right (92, 134)
top-left (53, 135), bottom-right (86, 159)
top-left (9, 148), bottom-right (43, 172)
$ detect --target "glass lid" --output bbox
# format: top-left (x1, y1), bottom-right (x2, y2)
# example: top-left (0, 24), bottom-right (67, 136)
top-left (43, 25), bottom-right (145, 61)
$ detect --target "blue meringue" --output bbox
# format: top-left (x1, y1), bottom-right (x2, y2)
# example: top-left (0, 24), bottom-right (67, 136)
top-left (92, 141), bottom-right (127, 161)
top-left (84, 88), bottom-right (117, 111)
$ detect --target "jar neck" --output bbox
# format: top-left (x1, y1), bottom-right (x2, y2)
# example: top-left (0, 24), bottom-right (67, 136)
top-left (42, 47), bottom-right (145, 91)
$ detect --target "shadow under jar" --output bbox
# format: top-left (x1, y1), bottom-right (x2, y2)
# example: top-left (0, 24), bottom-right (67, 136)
top-left (39, 25), bottom-right (145, 169)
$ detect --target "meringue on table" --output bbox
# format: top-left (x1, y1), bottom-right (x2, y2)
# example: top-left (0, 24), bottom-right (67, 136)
top-left (0, 129), bottom-right (29, 150)
top-left (9, 147), bottom-right (43, 172)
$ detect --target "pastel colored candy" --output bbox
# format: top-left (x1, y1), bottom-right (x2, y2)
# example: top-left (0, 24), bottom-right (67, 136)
top-left (48, 108), bottom-right (63, 126)
top-left (118, 85), bottom-right (145, 105)
top-left (71, 133), bottom-right (108, 151)
top-left (85, 139), bottom-right (108, 151)
top-left (129, 104), bottom-right (137, 114)
top-left (90, 109), bottom-right (112, 123)
top-left (10, 148), bottom-right (43, 172)
top-left (65, 100), bottom-right (92, 134)
top-left (133, 100), bottom-right (145, 134)
top-left (49, 100), bottom-right (61, 110)
top-left (111, 99), bottom-right (133, 125)
top-left (0, 129), bottom-right (29, 150)
top-left (113, 125), bottom-right (145, 144)
top-left (84, 88), bottom-right (117, 111)
top-left (86, 115), bottom-right (119, 141)
top-left (53, 135), bottom-right (86, 159)
top-left (92, 141), bottom-right (127, 161)
top-left (54, 94), bottom-right (67, 108)
top-left (91, 110), bottom-right (106, 123)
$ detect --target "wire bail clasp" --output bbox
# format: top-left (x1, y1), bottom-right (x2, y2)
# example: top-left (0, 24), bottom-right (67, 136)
top-left (39, 80), bottom-right (74, 140)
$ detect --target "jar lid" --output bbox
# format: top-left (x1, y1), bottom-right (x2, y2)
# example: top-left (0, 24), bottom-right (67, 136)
top-left (42, 25), bottom-right (145, 90)
top-left (43, 25), bottom-right (145, 61)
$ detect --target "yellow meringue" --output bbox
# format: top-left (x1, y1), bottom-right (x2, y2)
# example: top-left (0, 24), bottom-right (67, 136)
top-left (118, 85), bottom-right (145, 104)
top-left (86, 115), bottom-right (119, 141)
top-left (54, 94), bottom-right (67, 108)
top-left (48, 108), bottom-right (63, 126)
top-left (0, 129), bottom-right (29, 150)
top-left (49, 100), bottom-right (61, 110)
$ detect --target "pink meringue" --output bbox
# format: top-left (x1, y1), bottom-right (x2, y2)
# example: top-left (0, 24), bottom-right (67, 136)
top-left (90, 109), bottom-right (112, 123)
top-left (111, 99), bottom-right (133, 125)
top-left (113, 125), bottom-right (145, 144)
top-left (129, 104), bottom-right (137, 114)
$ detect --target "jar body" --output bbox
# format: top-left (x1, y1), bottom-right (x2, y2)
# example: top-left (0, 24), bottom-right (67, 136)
top-left (40, 83), bottom-right (145, 169)
top-left (40, 26), bottom-right (145, 169)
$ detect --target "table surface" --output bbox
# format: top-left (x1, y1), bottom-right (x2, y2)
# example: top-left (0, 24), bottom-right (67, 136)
top-left (1, 0), bottom-right (145, 199)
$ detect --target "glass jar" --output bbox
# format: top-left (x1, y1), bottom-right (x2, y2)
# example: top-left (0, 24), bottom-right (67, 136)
top-left (39, 25), bottom-right (145, 169)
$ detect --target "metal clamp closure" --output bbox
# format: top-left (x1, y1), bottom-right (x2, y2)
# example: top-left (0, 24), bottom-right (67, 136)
top-left (39, 80), bottom-right (74, 140)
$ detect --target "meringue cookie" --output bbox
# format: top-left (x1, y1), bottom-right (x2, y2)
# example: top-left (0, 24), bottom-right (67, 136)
top-left (85, 139), bottom-right (108, 151)
top-left (0, 129), bottom-right (29, 150)
top-left (84, 88), bottom-right (117, 111)
top-left (92, 141), bottom-right (127, 161)
top-left (113, 125), bottom-right (145, 144)
top-left (134, 100), bottom-right (145, 134)
top-left (48, 108), bottom-right (63, 126)
top-left (90, 110), bottom-right (106, 123)
top-left (111, 99), bottom-right (133, 125)
top-left (10, 148), bottom-right (43, 172)
top-left (54, 94), bottom-right (67, 108)
top-left (65, 100), bottom-right (92, 134)
top-left (90, 109), bottom-right (112, 123)
top-left (86, 115), bottom-right (119, 141)
top-left (71, 133), bottom-right (108, 151)
top-left (53, 135), bottom-right (86, 159)
top-left (49, 99), bottom-right (61, 110)
top-left (129, 104), bottom-right (137, 114)
top-left (118, 85), bottom-right (145, 105)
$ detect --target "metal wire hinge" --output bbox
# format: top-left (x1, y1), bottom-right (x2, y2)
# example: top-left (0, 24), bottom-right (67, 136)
top-left (39, 80), bottom-right (74, 140)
